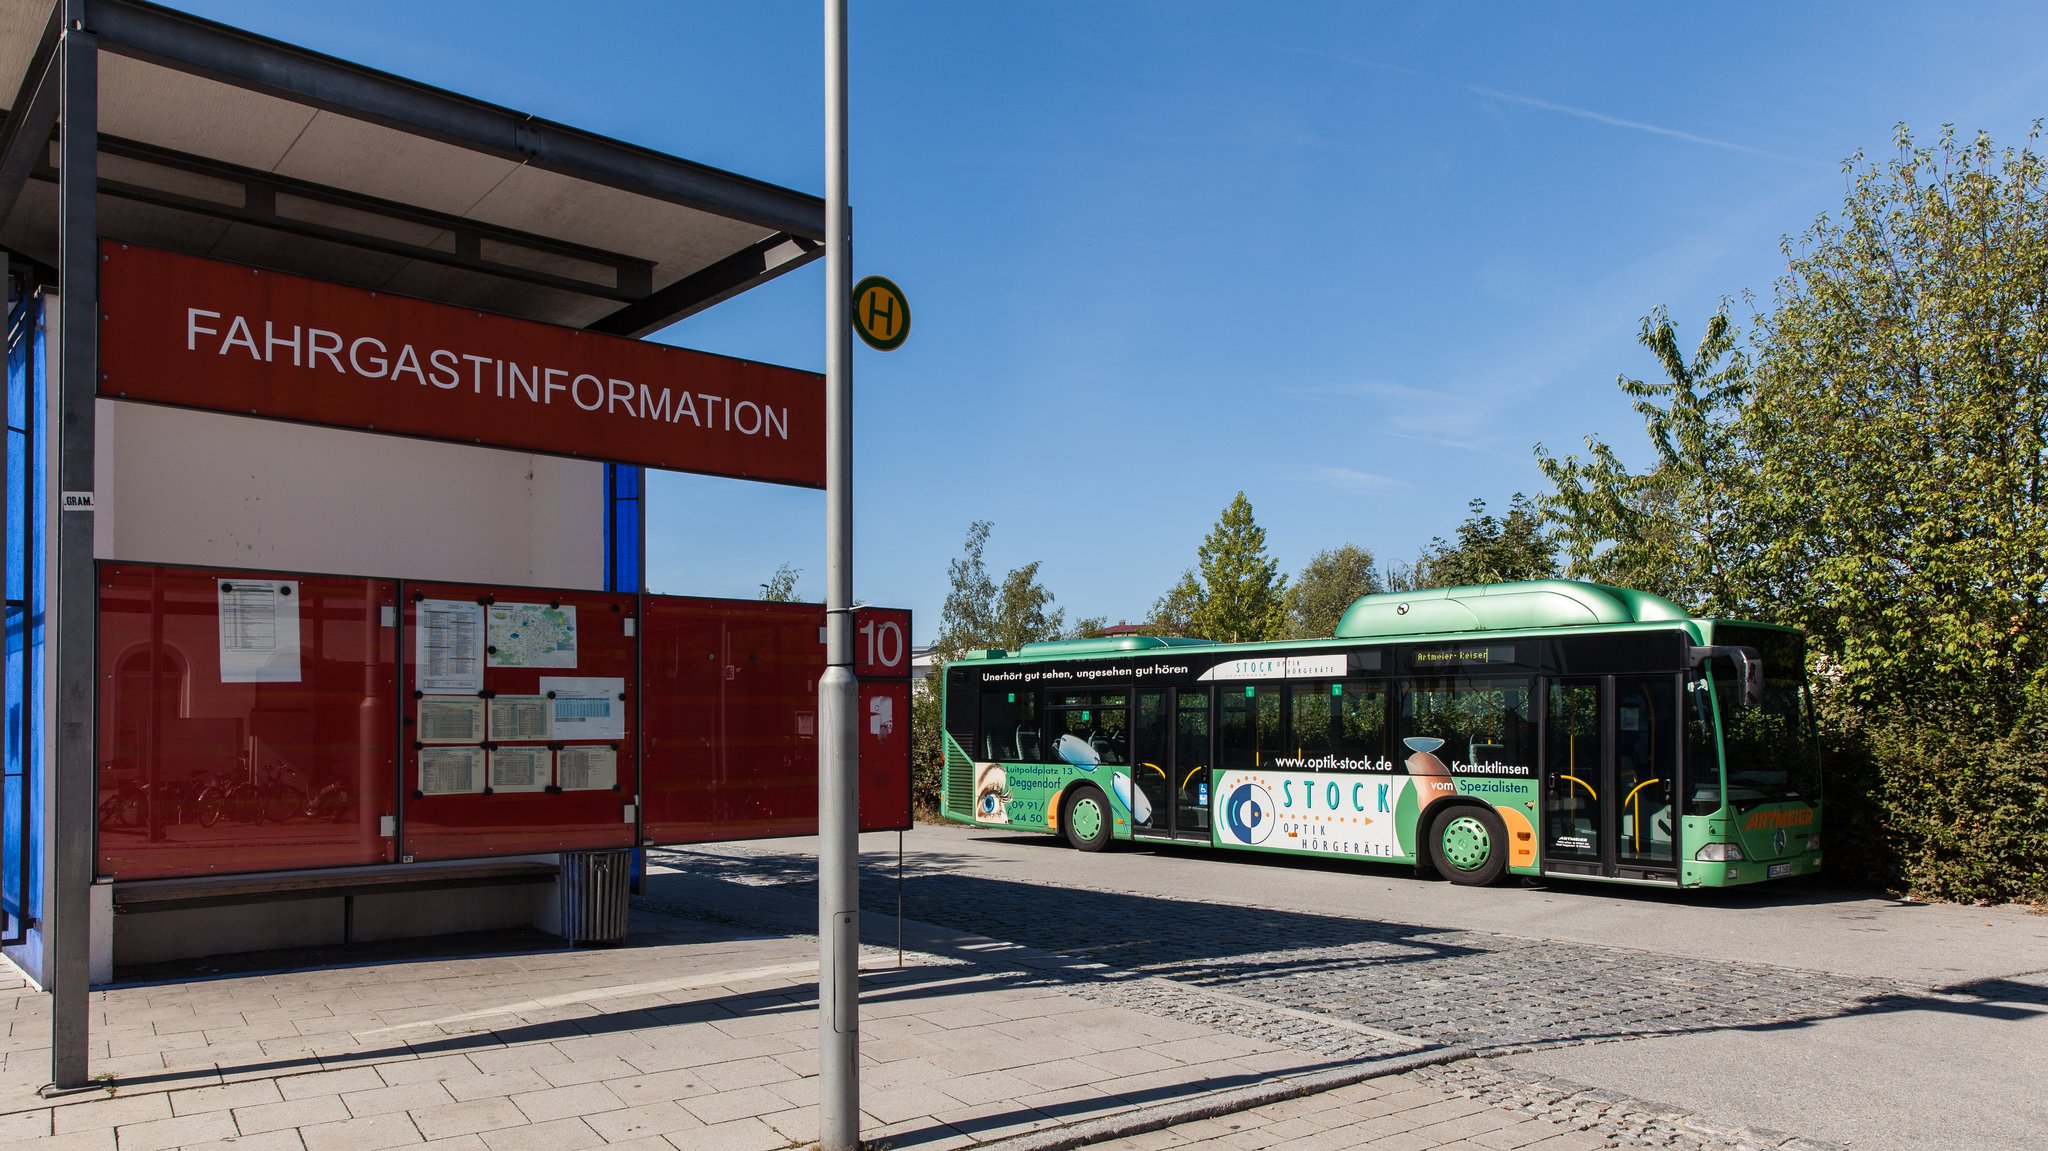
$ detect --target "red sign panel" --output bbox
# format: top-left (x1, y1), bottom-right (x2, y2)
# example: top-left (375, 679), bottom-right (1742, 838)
top-left (97, 564), bottom-right (400, 879)
top-left (98, 242), bottom-right (825, 487)
top-left (855, 607), bottom-right (912, 678)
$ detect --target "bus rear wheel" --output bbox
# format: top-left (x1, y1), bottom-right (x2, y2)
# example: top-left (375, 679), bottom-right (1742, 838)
top-left (1429, 806), bottom-right (1507, 886)
top-left (1062, 785), bottom-right (1113, 853)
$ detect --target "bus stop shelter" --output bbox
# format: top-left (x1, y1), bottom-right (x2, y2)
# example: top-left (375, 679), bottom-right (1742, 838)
top-left (0, 0), bottom-right (834, 1090)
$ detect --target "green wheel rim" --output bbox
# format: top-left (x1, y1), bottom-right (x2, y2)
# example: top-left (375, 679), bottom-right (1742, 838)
top-left (1070, 795), bottom-right (1105, 842)
top-left (1440, 814), bottom-right (1492, 872)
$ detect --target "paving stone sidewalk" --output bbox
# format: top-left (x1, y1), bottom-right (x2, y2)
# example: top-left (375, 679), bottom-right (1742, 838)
top-left (0, 860), bottom-right (1838, 1151)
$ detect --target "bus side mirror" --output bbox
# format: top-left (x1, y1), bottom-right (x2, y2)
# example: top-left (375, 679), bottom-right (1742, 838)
top-left (1688, 645), bottom-right (1765, 709)
top-left (1730, 646), bottom-right (1764, 709)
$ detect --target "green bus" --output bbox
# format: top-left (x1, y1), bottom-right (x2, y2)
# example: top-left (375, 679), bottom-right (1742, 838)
top-left (938, 580), bottom-right (1819, 889)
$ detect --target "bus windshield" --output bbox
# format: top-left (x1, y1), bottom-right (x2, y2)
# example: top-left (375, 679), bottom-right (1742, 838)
top-left (1712, 626), bottom-right (1820, 808)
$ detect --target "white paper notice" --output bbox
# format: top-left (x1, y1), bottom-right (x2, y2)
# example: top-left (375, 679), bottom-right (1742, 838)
top-left (557, 745), bottom-right (618, 791)
top-left (418, 697), bottom-right (486, 744)
top-left (218, 580), bottom-right (302, 683)
top-left (539, 677), bottom-right (626, 740)
top-left (488, 602), bottom-right (578, 668)
top-left (487, 695), bottom-right (551, 742)
top-left (416, 600), bottom-right (485, 693)
top-left (419, 746), bottom-right (484, 795)
top-left (488, 746), bottom-right (552, 793)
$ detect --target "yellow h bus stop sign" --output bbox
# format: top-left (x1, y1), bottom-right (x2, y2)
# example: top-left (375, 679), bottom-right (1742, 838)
top-left (853, 275), bottom-right (910, 351)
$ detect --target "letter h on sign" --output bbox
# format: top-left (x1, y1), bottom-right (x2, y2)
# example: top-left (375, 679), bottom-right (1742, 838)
top-left (862, 293), bottom-right (898, 339)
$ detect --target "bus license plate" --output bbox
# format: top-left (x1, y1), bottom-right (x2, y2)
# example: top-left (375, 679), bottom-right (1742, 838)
top-left (1768, 863), bottom-right (1792, 879)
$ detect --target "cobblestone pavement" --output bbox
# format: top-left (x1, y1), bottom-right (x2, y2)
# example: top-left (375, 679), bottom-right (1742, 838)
top-left (1071, 1064), bottom-right (1845, 1151)
top-left (655, 844), bottom-right (1915, 1055)
top-left (656, 843), bottom-right (1896, 1150)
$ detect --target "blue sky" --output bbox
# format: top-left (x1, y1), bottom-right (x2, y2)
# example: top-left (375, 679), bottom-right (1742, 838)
top-left (180, 1), bottom-right (2048, 639)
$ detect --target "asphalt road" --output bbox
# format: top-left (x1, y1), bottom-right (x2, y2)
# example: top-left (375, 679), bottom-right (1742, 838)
top-left (662, 823), bottom-right (2048, 1151)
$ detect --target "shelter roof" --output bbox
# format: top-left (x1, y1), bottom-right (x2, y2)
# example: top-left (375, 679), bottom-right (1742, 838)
top-left (0, 0), bottom-right (823, 334)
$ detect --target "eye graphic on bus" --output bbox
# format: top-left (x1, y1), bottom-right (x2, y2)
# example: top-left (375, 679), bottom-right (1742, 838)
top-left (1054, 734), bottom-right (1101, 771)
top-left (972, 762), bottom-right (1010, 824)
top-left (1223, 782), bottom-right (1275, 846)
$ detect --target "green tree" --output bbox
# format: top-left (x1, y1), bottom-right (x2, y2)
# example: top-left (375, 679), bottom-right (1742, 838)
top-left (1067, 615), bottom-right (1111, 639)
top-left (1746, 124), bottom-right (2048, 726)
top-left (1391, 495), bottom-right (1556, 590)
top-left (758, 562), bottom-right (801, 602)
top-left (1157, 492), bottom-right (1289, 643)
top-left (936, 522), bottom-right (1063, 654)
top-left (917, 521), bottom-right (1071, 816)
top-left (1283, 544), bottom-right (1380, 639)
top-left (936, 521), bottom-right (998, 659)
top-left (1536, 303), bottom-right (1751, 614)
top-left (1146, 569), bottom-right (1205, 635)
top-left (908, 678), bottom-right (944, 820)
top-left (993, 561), bottom-right (1066, 653)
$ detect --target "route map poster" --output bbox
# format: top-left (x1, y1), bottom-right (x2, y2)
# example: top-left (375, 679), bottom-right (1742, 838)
top-left (488, 602), bottom-right (578, 668)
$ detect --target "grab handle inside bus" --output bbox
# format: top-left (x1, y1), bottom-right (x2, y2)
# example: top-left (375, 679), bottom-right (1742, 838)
top-left (1688, 644), bottom-right (1764, 708)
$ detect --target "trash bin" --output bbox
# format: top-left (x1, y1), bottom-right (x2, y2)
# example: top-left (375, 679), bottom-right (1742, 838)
top-left (560, 849), bottom-right (631, 945)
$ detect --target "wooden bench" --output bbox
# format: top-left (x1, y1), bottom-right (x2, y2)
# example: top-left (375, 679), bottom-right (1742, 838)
top-left (112, 859), bottom-right (560, 944)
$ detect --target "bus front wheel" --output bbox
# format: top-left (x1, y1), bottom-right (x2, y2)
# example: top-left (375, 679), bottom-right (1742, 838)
top-left (1062, 786), bottom-right (1113, 853)
top-left (1429, 806), bottom-right (1507, 886)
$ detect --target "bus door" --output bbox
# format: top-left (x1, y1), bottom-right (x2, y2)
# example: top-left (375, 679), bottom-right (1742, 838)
top-left (1542, 676), bottom-right (1678, 881)
top-left (1131, 690), bottom-right (1173, 839)
top-left (1613, 676), bottom-right (1678, 879)
top-left (1130, 688), bottom-right (1212, 841)
top-left (1173, 689), bottom-right (1213, 840)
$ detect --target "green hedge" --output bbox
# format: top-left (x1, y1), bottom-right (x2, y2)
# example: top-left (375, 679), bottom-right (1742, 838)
top-left (1824, 716), bottom-right (2048, 903)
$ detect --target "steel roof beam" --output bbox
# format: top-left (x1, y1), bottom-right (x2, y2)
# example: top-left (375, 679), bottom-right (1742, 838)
top-left (84, 0), bottom-right (826, 241)
top-left (0, 1), bottom-right (62, 230)
top-left (38, 134), bottom-right (658, 301)
top-left (590, 232), bottom-right (822, 338)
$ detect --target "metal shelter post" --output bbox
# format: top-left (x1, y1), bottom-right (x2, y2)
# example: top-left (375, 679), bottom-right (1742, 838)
top-left (47, 0), bottom-right (99, 1093)
top-left (818, 1), bottom-right (860, 1148)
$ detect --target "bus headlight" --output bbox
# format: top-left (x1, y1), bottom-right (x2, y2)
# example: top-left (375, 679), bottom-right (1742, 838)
top-left (1805, 835), bottom-right (1821, 852)
top-left (1694, 842), bottom-right (1745, 862)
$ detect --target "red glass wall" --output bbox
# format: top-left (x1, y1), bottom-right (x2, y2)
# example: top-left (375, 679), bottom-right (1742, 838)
top-left (99, 570), bottom-right (905, 877)
top-left (641, 597), bottom-right (911, 843)
top-left (97, 564), bottom-right (399, 879)
top-left (399, 582), bottom-right (638, 860)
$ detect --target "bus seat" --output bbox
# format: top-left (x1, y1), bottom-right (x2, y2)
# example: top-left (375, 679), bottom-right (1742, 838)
top-left (1016, 728), bottom-right (1040, 761)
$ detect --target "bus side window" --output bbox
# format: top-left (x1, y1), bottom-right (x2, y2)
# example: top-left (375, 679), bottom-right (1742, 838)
top-left (1684, 671), bottom-right (1720, 814)
top-left (1289, 682), bottom-right (1336, 763)
top-left (1339, 682), bottom-right (1389, 765)
top-left (1219, 686), bottom-right (1279, 770)
top-left (978, 689), bottom-right (1037, 762)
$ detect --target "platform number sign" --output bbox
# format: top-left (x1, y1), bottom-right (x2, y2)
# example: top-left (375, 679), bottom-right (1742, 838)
top-left (852, 275), bottom-right (910, 351)
top-left (855, 608), bottom-right (911, 677)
